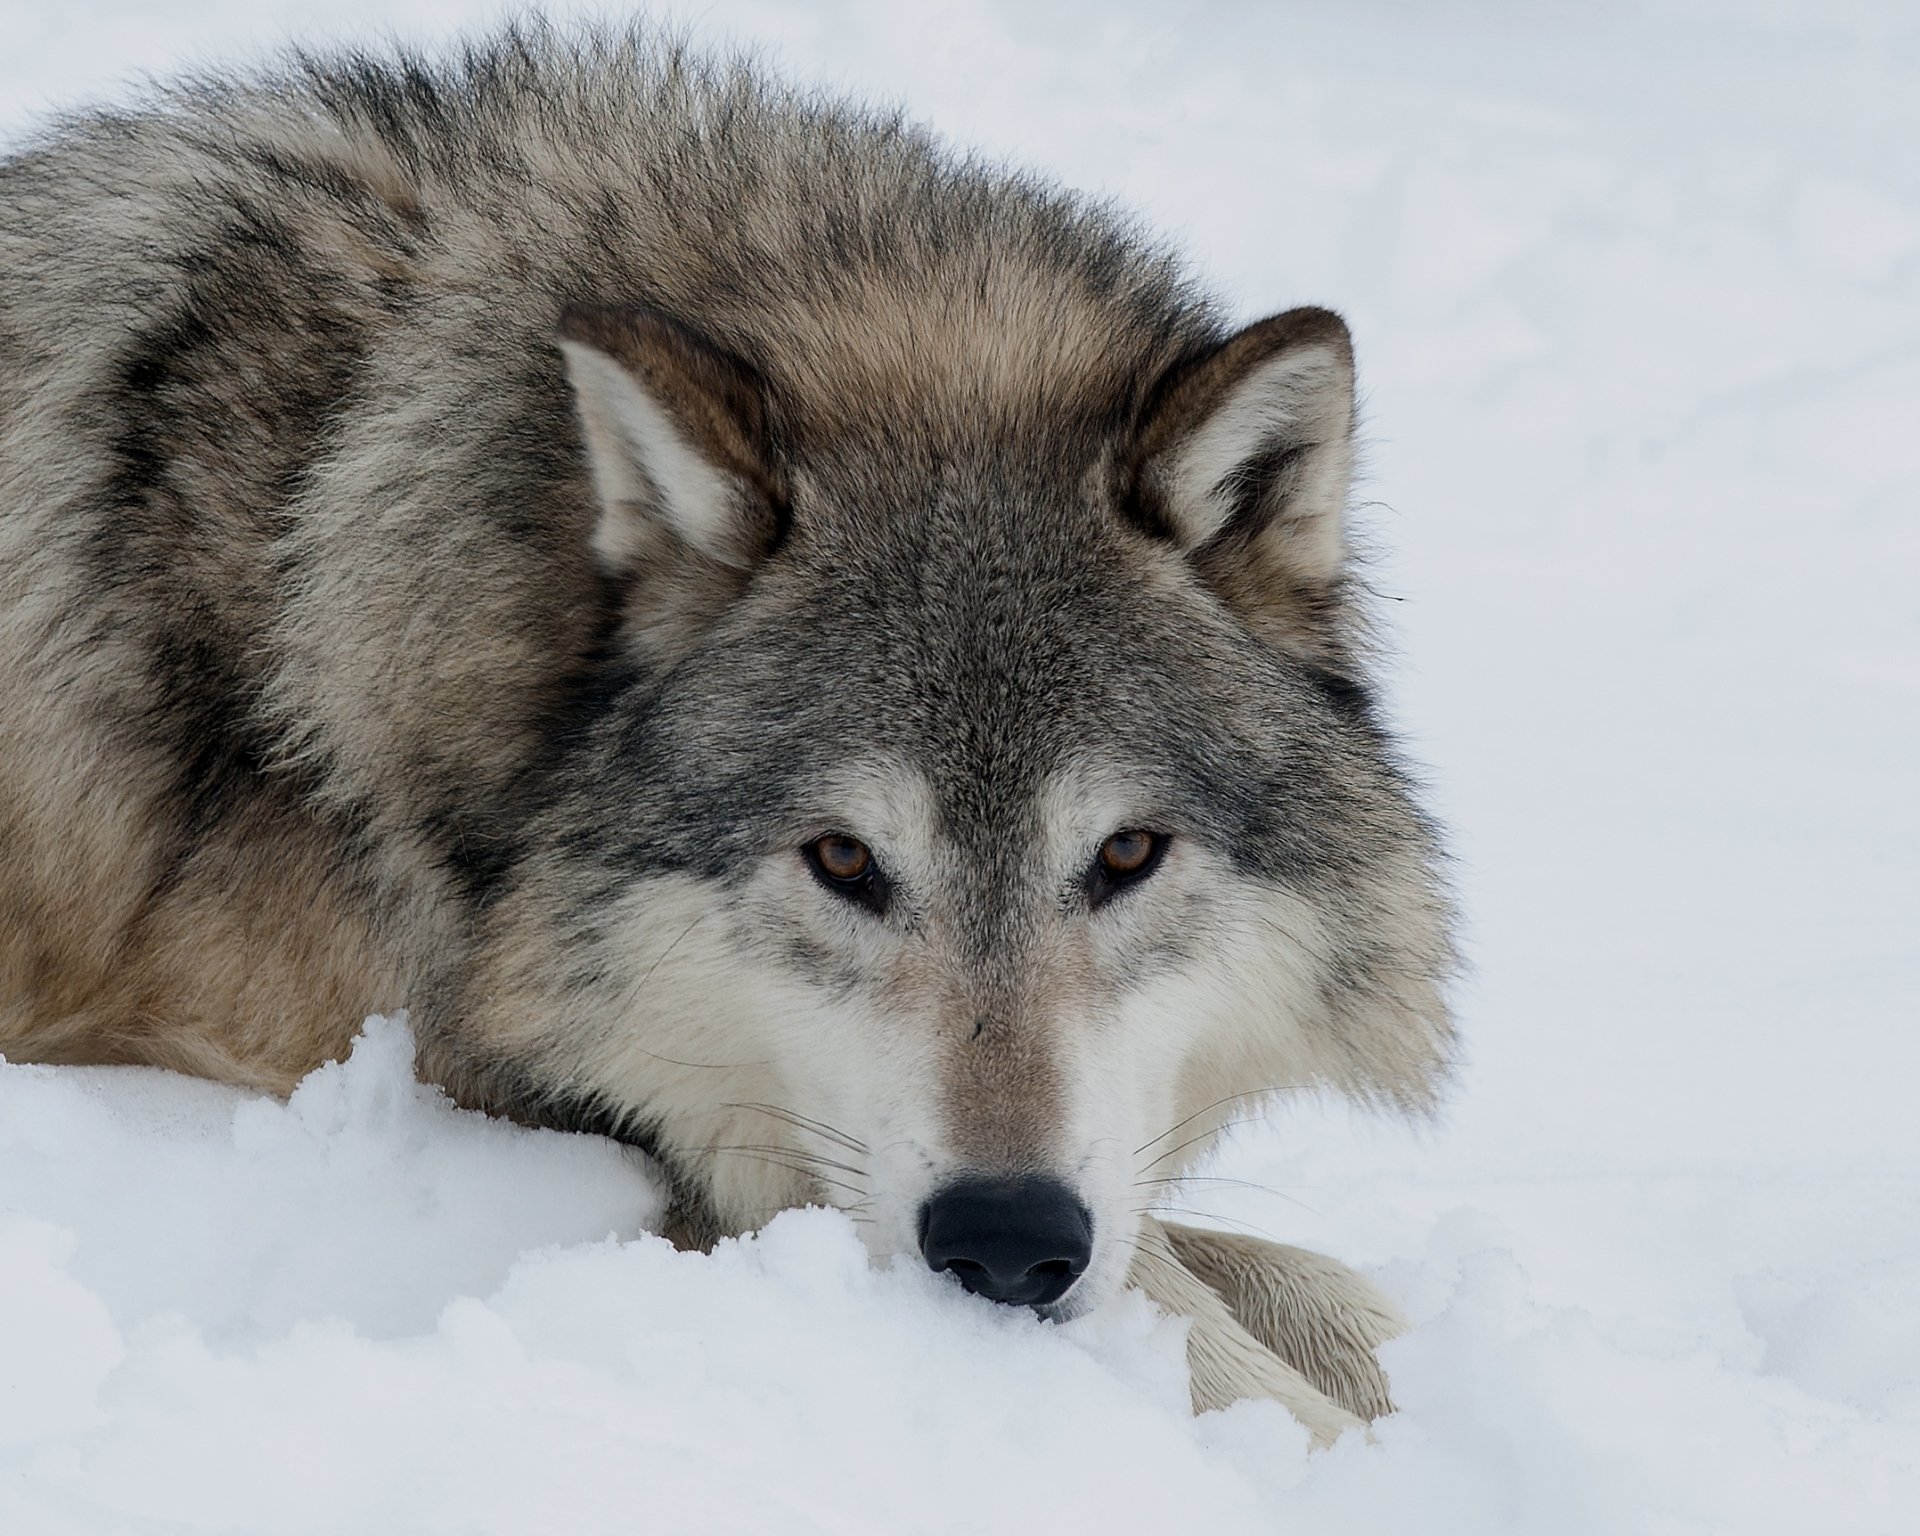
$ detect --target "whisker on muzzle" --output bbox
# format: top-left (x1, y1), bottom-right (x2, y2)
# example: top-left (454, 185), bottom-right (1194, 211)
top-left (720, 1101), bottom-right (870, 1155)
top-left (1136, 1108), bottom-right (1304, 1175)
top-left (697, 1141), bottom-right (869, 1180)
top-left (1132, 1173), bottom-right (1317, 1215)
top-left (695, 1145), bottom-right (870, 1203)
top-left (1132, 1085), bottom-right (1300, 1160)
top-left (1129, 1204), bottom-right (1288, 1245)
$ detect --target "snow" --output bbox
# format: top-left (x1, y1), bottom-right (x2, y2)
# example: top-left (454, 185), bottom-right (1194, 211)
top-left (3, 2), bottom-right (1916, 1531)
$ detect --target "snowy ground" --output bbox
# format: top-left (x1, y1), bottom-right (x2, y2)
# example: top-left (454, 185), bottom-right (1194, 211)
top-left (3, 2), bottom-right (1917, 1531)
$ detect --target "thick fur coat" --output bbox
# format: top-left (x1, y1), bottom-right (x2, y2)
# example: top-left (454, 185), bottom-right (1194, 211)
top-left (0, 25), bottom-right (1455, 1441)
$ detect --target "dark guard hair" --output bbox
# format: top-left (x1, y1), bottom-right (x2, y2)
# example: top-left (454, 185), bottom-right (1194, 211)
top-left (0, 23), bottom-right (1453, 1433)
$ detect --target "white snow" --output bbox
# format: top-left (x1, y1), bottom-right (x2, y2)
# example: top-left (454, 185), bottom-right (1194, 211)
top-left (2, 3), bottom-right (1916, 1531)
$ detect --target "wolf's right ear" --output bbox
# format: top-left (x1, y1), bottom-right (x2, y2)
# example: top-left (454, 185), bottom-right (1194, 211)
top-left (1128, 307), bottom-right (1357, 653)
top-left (556, 306), bottom-right (787, 574)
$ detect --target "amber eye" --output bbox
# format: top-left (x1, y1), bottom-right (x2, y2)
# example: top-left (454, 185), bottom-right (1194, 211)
top-left (812, 834), bottom-right (871, 881)
top-left (1100, 830), bottom-right (1159, 876)
top-left (803, 833), bottom-right (890, 915)
top-left (1087, 829), bottom-right (1167, 908)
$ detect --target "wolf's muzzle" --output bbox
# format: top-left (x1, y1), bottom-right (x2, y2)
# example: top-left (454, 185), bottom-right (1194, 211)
top-left (918, 1176), bottom-right (1093, 1310)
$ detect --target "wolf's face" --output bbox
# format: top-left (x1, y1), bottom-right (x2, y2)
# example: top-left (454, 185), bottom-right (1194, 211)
top-left (491, 306), bottom-right (1452, 1314)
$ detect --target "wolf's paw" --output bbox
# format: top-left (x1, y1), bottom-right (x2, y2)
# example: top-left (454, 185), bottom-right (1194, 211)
top-left (1151, 1217), bottom-right (1405, 1424)
top-left (1124, 1216), bottom-right (1369, 1446)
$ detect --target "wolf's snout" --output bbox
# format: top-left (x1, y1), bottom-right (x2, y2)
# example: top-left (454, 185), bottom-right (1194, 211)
top-left (918, 1176), bottom-right (1093, 1309)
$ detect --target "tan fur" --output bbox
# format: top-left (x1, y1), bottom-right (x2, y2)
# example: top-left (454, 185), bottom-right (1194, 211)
top-left (1160, 1220), bottom-right (1406, 1423)
top-left (0, 24), bottom-right (1453, 1438)
top-left (1130, 1217), bottom-right (1372, 1446)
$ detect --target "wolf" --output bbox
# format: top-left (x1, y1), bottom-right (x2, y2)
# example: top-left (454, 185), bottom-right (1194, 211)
top-left (0, 24), bottom-right (1454, 1443)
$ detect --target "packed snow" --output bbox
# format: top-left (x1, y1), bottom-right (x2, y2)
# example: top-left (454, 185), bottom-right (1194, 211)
top-left (2, 2), bottom-right (1916, 1531)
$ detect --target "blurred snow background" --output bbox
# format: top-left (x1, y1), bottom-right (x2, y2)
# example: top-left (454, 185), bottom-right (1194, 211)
top-left (2, 2), bottom-right (1916, 1530)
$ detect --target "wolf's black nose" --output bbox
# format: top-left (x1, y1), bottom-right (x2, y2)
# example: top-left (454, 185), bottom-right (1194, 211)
top-left (918, 1177), bottom-right (1093, 1309)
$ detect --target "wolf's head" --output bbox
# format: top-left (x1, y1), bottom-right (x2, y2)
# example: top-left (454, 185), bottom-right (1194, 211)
top-left (472, 294), bottom-right (1453, 1317)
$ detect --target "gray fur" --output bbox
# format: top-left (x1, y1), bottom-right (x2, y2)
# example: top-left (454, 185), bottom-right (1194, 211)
top-left (0, 22), bottom-right (1455, 1432)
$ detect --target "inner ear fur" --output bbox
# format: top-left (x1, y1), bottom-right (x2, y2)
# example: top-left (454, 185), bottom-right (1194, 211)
top-left (1128, 307), bottom-right (1358, 655)
top-left (556, 304), bottom-right (788, 575)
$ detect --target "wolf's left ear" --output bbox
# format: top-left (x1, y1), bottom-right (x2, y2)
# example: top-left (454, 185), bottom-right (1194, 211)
top-left (556, 305), bottom-right (786, 574)
top-left (1130, 307), bottom-right (1356, 648)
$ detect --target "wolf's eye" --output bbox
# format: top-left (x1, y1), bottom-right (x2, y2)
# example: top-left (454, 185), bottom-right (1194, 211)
top-left (812, 835), bottom-right (870, 881)
top-left (1087, 829), bottom-right (1167, 908)
top-left (804, 834), bottom-right (890, 915)
top-left (1100, 830), bottom-right (1157, 875)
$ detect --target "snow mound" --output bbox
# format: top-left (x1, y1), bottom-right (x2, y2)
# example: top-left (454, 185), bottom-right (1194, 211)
top-left (0, 1016), bottom-right (661, 1343)
top-left (3, 1021), bottom-right (1914, 1533)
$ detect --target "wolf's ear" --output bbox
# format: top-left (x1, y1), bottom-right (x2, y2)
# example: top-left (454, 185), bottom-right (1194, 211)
top-left (1130, 307), bottom-right (1356, 648)
top-left (557, 306), bottom-right (787, 574)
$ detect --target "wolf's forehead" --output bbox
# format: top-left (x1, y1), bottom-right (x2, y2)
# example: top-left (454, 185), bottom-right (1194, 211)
top-left (750, 475), bottom-right (1284, 849)
top-left (853, 582), bottom-right (1169, 816)
top-left (816, 496), bottom-right (1178, 721)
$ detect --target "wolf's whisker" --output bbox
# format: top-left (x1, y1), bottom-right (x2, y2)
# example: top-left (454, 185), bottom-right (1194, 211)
top-left (609, 917), bottom-right (771, 1071)
top-left (698, 1149), bottom-right (869, 1201)
top-left (1142, 1205), bottom-right (1288, 1245)
top-left (1133, 1087), bottom-right (1295, 1158)
top-left (691, 1142), bottom-right (869, 1181)
top-left (721, 1101), bottom-right (869, 1154)
top-left (1135, 1176), bottom-right (1317, 1220)
top-left (1138, 1111), bottom-right (1292, 1175)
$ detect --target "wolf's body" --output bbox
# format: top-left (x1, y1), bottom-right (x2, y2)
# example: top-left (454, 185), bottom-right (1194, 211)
top-left (0, 26), bottom-right (1453, 1440)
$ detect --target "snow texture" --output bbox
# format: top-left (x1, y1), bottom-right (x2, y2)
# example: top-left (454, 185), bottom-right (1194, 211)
top-left (2, 2), bottom-right (1916, 1531)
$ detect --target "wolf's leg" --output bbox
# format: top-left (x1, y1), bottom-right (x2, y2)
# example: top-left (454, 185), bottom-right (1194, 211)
top-left (1125, 1222), bottom-right (1365, 1447)
top-left (1152, 1217), bottom-right (1405, 1423)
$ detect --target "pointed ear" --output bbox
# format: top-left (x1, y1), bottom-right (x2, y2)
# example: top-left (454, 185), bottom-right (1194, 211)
top-left (556, 306), bottom-right (787, 573)
top-left (1130, 307), bottom-right (1357, 648)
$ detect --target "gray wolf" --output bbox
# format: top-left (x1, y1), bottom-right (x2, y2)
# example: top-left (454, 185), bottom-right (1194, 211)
top-left (0, 23), bottom-right (1454, 1442)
